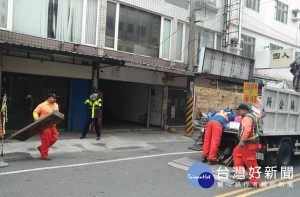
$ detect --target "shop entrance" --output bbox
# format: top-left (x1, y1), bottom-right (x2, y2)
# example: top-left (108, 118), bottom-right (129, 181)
top-left (2, 72), bottom-right (70, 130)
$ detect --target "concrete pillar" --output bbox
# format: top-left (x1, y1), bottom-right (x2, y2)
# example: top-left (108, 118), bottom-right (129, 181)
top-left (92, 63), bottom-right (99, 90)
top-left (161, 85), bottom-right (168, 130)
top-left (185, 76), bottom-right (194, 137)
top-left (97, 0), bottom-right (108, 56)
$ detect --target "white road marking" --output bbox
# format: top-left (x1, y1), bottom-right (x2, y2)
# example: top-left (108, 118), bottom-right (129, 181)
top-left (0, 151), bottom-right (198, 176)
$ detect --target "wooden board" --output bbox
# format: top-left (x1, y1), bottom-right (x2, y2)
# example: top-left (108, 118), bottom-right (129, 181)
top-left (10, 111), bottom-right (64, 141)
top-left (194, 86), bottom-right (243, 114)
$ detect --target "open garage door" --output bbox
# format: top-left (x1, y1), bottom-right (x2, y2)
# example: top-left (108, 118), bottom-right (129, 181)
top-left (100, 80), bottom-right (162, 129)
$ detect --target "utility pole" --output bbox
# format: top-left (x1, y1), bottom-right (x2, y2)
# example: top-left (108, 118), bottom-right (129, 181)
top-left (187, 0), bottom-right (196, 72)
top-left (185, 0), bottom-right (196, 137)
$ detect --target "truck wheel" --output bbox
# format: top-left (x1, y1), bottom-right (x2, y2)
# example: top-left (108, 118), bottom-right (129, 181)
top-left (277, 141), bottom-right (292, 168)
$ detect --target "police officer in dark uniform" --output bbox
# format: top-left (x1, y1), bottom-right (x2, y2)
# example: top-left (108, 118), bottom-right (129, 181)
top-left (80, 92), bottom-right (102, 140)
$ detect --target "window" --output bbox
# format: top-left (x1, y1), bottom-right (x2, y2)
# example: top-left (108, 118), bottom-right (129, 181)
top-left (161, 18), bottom-right (171, 59)
top-left (117, 4), bottom-right (161, 57)
top-left (296, 52), bottom-right (300, 60)
top-left (216, 34), bottom-right (222, 50)
top-left (276, 1), bottom-right (288, 24)
top-left (241, 34), bottom-right (255, 58)
top-left (244, 0), bottom-right (260, 12)
top-left (176, 22), bottom-right (184, 61)
top-left (195, 27), bottom-right (215, 64)
top-left (84, 0), bottom-right (98, 45)
top-left (7, 0), bottom-right (98, 45)
top-left (106, 3), bottom-right (162, 57)
top-left (0, 0), bottom-right (8, 29)
top-left (184, 27), bottom-right (189, 63)
top-left (105, 1), bottom-right (117, 48)
top-left (270, 43), bottom-right (283, 50)
top-left (175, 22), bottom-right (189, 62)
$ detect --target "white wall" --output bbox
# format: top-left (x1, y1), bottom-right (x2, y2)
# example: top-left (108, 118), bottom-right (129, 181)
top-left (2, 56), bottom-right (93, 79)
top-left (242, 0), bottom-right (300, 47)
top-left (99, 65), bottom-right (165, 85)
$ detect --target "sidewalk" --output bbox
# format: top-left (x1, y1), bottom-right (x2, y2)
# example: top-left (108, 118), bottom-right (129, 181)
top-left (2, 127), bottom-right (193, 159)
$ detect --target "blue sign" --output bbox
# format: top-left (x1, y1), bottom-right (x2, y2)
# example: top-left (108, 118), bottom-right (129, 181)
top-left (187, 163), bottom-right (215, 188)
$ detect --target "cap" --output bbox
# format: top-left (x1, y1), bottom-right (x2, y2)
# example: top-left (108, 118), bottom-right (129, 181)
top-left (236, 104), bottom-right (249, 111)
top-left (47, 93), bottom-right (57, 99)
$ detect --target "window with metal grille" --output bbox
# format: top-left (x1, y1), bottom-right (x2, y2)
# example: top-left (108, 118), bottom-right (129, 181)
top-left (275, 1), bottom-right (288, 24)
top-left (240, 34), bottom-right (255, 58)
top-left (244, 0), bottom-right (260, 12)
top-left (296, 52), bottom-right (300, 60)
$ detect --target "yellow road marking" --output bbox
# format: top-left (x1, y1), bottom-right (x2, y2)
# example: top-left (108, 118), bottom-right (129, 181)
top-left (236, 177), bottom-right (300, 197)
top-left (215, 173), bottom-right (300, 197)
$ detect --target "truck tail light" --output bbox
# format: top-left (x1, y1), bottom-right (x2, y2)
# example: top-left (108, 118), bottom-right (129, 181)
top-left (258, 143), bottom-right (267, 150)
top-left (257, 144), bottom-right (262, 149)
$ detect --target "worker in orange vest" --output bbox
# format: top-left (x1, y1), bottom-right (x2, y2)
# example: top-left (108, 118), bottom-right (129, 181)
top-left (233, 104), bottom-right (262, 187)
top-left (202, 108), bottom-right (235, 165)
top-left (33, 93), bottom-right (59, 160)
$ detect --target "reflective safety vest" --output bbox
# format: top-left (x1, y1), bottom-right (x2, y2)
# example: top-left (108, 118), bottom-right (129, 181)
top-left (85, 98), bottom-right (102, 118)
top-left (238, 113), bottom-right (259, 143)
top-left (215, 110), bottom-right (231, 122)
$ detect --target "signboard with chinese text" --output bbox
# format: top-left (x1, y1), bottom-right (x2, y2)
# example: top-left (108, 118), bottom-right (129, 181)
top-left (270, 49), bottom-right (293, 68)
top-left (243, 82), bottom-right (258, 104)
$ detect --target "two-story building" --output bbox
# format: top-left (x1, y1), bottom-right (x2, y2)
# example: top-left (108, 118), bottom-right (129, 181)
top-left (0, 0), bottom-right (225, 131)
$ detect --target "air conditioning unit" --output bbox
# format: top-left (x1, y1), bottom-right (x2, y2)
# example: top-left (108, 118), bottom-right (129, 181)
top-left (229, 37), bottom-right (242, 51)
top-left (292, 9), bottom-right (300, 22)
top-left (230, 37), bottom-right (238, 47)
top-left (292, 17), bottom-right (300, 22)
top-left (196, 0), bottom-right (219, 13)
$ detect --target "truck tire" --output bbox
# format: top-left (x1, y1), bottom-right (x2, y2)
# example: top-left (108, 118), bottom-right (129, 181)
top-left (277, 141), bottom-right (292, 168)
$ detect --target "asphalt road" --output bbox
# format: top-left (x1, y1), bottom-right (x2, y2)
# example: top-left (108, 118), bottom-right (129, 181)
top-left (0, 139), bottom-right (300, 197)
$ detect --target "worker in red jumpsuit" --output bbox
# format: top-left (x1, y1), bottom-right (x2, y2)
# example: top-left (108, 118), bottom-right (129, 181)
top-left (202, 108), bottom-right (235, 165)
top-left (233, 104), bottom-right (262, 187)
top-left (33, 93), bottom-right (59, 160)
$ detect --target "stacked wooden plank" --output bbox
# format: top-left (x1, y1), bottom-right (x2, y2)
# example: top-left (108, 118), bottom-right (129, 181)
top-left (10, 111), bottom-right (64, 141)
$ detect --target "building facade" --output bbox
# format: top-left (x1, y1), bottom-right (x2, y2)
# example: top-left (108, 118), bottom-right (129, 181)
top-left (2, 0), bottom-right (294, 130)
top-left (0, 0), bottom-right (225, 130)
top-left (228, 0), bottom-right (300, 82)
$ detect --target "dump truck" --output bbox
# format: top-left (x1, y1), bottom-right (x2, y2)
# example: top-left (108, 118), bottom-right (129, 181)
top-left (195, 84), bottom-right (300, 168)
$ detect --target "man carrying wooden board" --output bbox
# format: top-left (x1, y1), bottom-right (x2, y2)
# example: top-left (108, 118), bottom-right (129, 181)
top-left (33, 93), bottom-right (59, 160)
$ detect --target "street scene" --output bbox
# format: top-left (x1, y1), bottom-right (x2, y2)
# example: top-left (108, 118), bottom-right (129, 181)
top-left (1, 0), bottom-right (300, 196)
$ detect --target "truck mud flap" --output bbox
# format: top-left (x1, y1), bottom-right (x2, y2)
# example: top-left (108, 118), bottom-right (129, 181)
top-left (168, 154), bottom-right (239, 185)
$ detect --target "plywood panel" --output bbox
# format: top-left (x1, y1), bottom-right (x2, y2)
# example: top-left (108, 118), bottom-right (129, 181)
top-left (11, 111), bottom-right (64, 141)
top-left (194, 86), bottom-right (243, 114)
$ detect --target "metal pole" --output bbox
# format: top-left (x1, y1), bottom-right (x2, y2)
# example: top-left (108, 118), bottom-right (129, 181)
top-left (249, 81), bottom-right (252, 110)
top-left (238, 0), bottom-right (243, 46)
top-left (147, 85), bottom-right (151, 128)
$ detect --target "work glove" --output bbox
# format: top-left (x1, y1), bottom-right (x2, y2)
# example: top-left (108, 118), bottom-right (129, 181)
top-left (35, 118), bottom-right (40, 122)
top-left (239, 141), bottom-right (244, 148)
